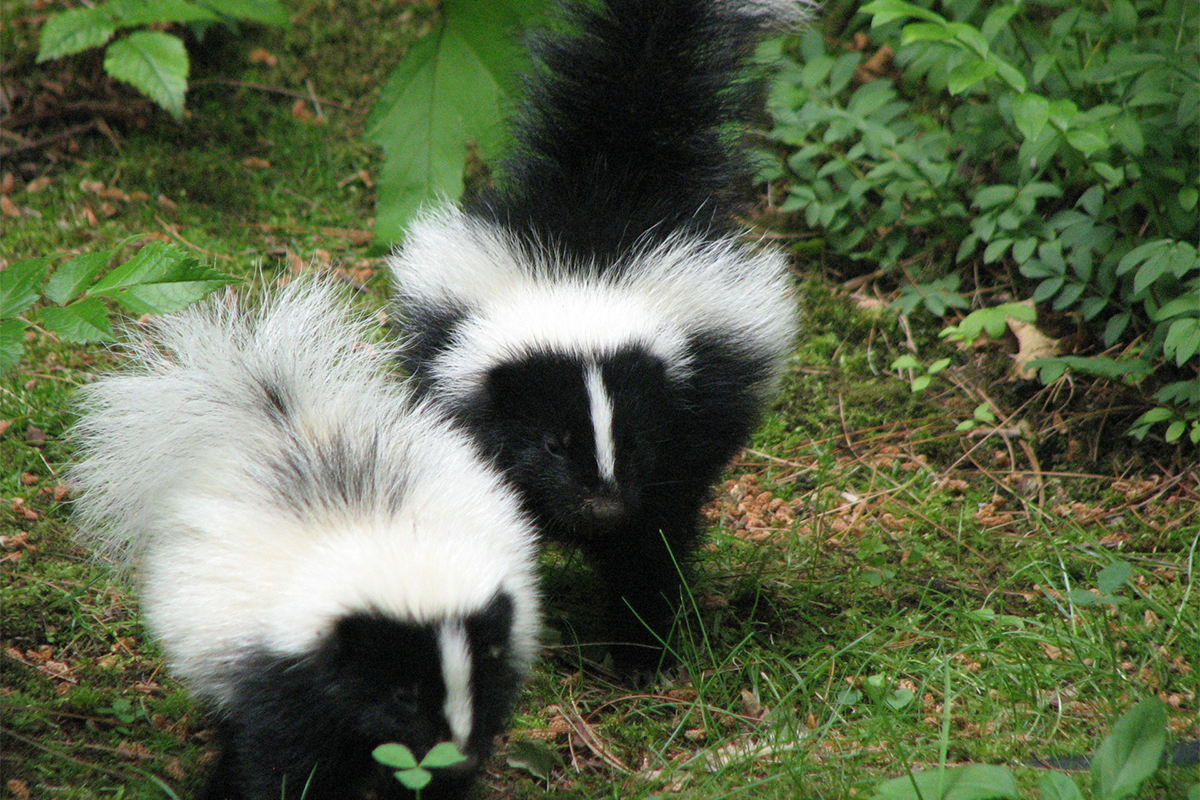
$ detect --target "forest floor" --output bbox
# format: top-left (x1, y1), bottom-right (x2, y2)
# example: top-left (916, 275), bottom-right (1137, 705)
top-left (2, 2), bottom-right (1196, 799)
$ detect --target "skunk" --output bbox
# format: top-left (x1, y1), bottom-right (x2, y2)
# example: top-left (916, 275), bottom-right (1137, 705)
top-left (69, 280), bottom-right (540, 800)
top-left (388, 0), bottom-right (806, 671)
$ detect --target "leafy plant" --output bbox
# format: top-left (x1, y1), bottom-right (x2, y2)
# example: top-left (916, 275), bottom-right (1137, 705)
top-left (372, 741), bottom-right (469, 796)
top-left (1, 241), bottom-right (236, 373)
top-left (890, 353), bottom-right (950, 393)
top-left (868, 697), bottom-right (1171, 800)
top-left (36, 0), bottom-right (289, 119)
top-left (365, 0), bottom-right (548, 243)
top-left (766, 0), bottom-right (1199, 443)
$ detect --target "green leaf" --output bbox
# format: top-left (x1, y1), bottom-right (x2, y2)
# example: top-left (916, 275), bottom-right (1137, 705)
top-left (871, 765), bottom-right (1021, 800)
top-left (421, 742), bottom-right (468, 769)
top-left (947, 56), bottom-right (996, 95)
top-left (395, 767), bottom-right (433, 790)
top-left (1165, 420), bottom-right (1185, 442)
top-left (103, 0), bottom-right (221, 26)
top-left (366, 0), bottom-right (544, 243)
top-left (43, 251), bottom-right (112, 305)
top-left (860, 0), bottom-right (947, 27)
top-left (1096, 561), bottom-right (1132, 595)
top-left (1164, 318), bottom-right (1200, 366)
top-left (37, 7), bottom-right (117, 61)
top-left (0, 318), bottom-right (28, 373)
top-left (194, 0), bottom-right (290, 24)
top-left (34, 298), bottom-right (117, 344)
top-left (900, 21), bottom-right (950, 44)
top-left (1091, 697), bottom-right (1168, 800)
top-left (506, 739), bottom-right (564, 782)
top-left (103, 30), bottom-right (190, 119)
top-left (1, 256), bottom-right (53, 317)
top-left (88, 241), bottom-right (235, 315)
top-left (1065, 124), bottom-right (1110, 157)
top-left (890, 355), bottom-right (922, 371)
top-left (372, 743), bottom-right (419, 770)
top-left (1011, 93), bottom-right (1049, 142)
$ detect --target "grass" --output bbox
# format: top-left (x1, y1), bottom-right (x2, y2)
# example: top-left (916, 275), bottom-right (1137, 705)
top-left (2, 2), bottom-right (1197, 799)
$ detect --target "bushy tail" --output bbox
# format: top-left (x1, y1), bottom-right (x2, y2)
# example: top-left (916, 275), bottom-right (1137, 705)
top-left (469, 0), bottom-right (814, 264)
top-left (69, 279), bottom-right (404, 564)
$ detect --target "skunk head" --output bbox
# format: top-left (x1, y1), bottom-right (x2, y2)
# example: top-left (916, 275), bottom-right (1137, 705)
top-left (473, 348), bottom-right (674, 540)
top-left (219, 590), bottom-right (526, 798)
top-left (320, 595), bottom-right (521, 763)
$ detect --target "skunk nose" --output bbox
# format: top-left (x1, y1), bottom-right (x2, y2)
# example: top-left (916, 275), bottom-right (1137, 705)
top-left (588, 497), bottom-right (625, 522)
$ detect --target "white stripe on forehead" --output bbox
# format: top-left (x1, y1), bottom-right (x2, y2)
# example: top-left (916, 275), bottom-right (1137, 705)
top-left (428, 280), bottom-right (690, 399)
top-left (584, 363), bottom-right (616, 484)
top-left (438, 622), bottom-right (474, 749)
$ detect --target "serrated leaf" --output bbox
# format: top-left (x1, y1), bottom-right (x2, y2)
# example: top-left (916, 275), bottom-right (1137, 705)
top-left (88, 242), bottom-right (234, 314)
top-left (1091, 697), bottom-right (1168, 800)
top-left (372, 743), bottom-right (418, 770)
top-left (34, 298), bottom-right (118, 344)
top-left (194, 0), bottom-right (290, 24)
top-left (37, 7), bottom-right (117, 61)
top-left (0, 318), bottom-right (29, 373)
top-left (1096, 561), bottom-right (1133, 595)
top-left (870, 765), bottom-right (1020, 800)
top-left (366, 0), bottom-right (544, 243)
top-left (1071, 588), bottom-right (1111, 606)
top-left (1, 256), bottom-right (54, 317)
top-left (104, 31), bottom-right (189, 119)
top-left (506, 739), bottom-right (564, 782)
top-left (421, 742), bottom-right (468, 768)
top-left (43, 251), bottom-right (112, 305)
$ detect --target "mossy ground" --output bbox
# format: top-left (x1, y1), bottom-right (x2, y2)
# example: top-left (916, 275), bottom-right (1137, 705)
top-left (2, 2), bottom-right (1196, 799)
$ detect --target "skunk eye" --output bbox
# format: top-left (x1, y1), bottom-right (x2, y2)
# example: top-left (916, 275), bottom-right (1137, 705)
top-left (542, 432), bottom-right (569, 458)
top-left (487, 644), bottom-right (506, 660)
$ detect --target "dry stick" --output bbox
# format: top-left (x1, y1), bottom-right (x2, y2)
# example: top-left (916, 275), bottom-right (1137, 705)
top-left (0, 725), bottom-right (137, 782)
top-left (0, 120), bottom-right (96, 159)
top-left (551, 702), bottom-right (631, 774)
top-left (190, 78), bottom-right (356, 111)
top-left (155, 216), bottom-right (234, 262)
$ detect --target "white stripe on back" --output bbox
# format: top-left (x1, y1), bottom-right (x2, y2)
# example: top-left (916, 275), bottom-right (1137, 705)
top-left (438, 622), bottom-right (474, 749)
top-left (585, 363), bottom-right (616, 484)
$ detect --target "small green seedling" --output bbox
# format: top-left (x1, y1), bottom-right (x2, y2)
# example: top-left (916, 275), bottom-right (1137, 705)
top-left (890, 354), bottom-right (951, 393)
top-left (372, 742), bottom-right (469, 796)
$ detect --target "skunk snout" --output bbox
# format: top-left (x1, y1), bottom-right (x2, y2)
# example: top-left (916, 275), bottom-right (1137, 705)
top-left (586, 496), bottom-right (626, 523)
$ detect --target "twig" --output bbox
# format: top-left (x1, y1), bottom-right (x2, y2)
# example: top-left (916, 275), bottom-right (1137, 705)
top-left (0, 120), bottom-right (96, 159)
top-left (155, 217), bottom-right (234, 262)
top-left (190, 78), bottom-right (356, 111)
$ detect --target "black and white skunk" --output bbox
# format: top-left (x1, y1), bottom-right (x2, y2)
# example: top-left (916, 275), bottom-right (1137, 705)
top-left (388, 0), bottom-right (807, 671)
top-left (69, 281), bottom-right (540, 800)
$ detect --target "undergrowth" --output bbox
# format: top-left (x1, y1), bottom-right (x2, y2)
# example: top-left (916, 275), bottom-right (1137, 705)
top-left (2, 2), bottom-right (1197, 799)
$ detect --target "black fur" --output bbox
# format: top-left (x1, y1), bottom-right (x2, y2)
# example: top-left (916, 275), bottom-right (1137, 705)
top-left (469, 0), bottom-right (782, 263)
top-left (197, 595), bottom-right (519, 800)
top-left (442, 341), bottom-right (771, 669)
top-left (391, 0), bottom-right (798, 672)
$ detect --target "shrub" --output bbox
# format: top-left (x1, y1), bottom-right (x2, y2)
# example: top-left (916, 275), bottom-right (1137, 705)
top-left (765, 0), bottom-right (1199, 443)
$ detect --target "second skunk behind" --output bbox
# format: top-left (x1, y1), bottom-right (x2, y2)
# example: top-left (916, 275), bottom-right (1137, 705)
top-left (70, 281), bottom-right (540, 799)
top-left (390, 0), bottom-right (808, 670)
